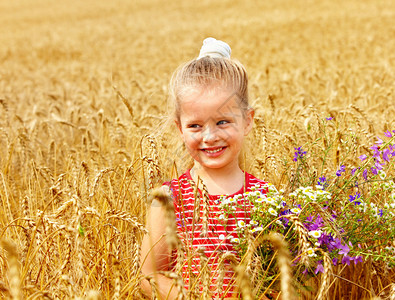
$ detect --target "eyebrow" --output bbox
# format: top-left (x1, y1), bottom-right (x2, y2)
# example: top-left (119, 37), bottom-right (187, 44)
top-left (215, 113), bottom-right (239, 119)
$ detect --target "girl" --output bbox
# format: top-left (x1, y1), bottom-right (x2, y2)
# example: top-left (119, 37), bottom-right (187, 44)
top-left (140, 38), bottom-right (268, 299)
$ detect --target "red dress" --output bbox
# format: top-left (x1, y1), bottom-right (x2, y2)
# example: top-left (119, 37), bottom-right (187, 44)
top-left (165, 170), bottom-right (268, 299)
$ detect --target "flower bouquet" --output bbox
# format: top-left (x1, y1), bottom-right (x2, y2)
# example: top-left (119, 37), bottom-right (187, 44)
top-left (219, 129), bottom-right (395, 297)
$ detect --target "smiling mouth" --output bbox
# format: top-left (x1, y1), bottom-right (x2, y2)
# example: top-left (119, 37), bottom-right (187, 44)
top-left (203, 147), bottom-right (225, 153)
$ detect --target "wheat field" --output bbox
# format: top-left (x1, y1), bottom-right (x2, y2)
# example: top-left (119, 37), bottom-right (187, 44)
top-left (0, 0), bottom-right (394, 299)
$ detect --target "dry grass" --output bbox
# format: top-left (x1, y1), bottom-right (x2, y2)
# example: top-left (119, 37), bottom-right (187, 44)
top-left (0, 0), bottom-right (394, 298)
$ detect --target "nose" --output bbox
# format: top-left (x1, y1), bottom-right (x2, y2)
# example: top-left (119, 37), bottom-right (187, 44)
top-left (202, 125), bottom-right (218, 143)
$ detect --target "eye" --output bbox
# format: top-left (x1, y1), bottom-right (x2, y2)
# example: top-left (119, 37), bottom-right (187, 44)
top-left (217, 120), bottom-right (229, 125)
top-left (187, 124), bottom-right (201, 128)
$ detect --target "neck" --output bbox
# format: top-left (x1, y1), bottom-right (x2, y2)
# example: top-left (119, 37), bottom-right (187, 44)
top-left (191, 162), bottom-right (245, 195)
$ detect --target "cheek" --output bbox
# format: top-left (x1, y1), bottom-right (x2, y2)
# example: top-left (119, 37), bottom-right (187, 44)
top-left (184, 133), bottom-right (200, 148)
top-left (221, 128), bottom-right (241, 142)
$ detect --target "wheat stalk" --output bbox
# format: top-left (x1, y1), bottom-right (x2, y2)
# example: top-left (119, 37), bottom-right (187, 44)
top-left (197, 247), bottom-right (211, 300)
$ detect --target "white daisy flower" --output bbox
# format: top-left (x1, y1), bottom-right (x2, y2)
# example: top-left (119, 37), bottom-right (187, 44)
top-left (231, 237), bottom-right (240, 243)
top-left (378, 170), bottom-right (386, 180)
top-left (291, 207), bottom-right (301, 214)
top-left (250, 220), bottom-right (258, 226)
top-left (237, 220), bottom-right (246, 228)
top-left (228, 197), bottom-right (236, 203)
top-left (308, 230), bottom-right (322, 239)
top-left (255, 197), bottom-right (264, 204)
top-left (267, 197), bottom-right (276, 206)
top-left (268, 207), bottom-right (277, 216)
top-left (306, 247), bottom-right (317, 257)
top-left (307, 193), bottom-right (317, 201)
top-left (252, 226), bottom-right (264, 233)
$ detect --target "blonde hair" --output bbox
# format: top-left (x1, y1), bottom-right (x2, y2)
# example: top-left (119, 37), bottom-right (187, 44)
top-left (169, 56), bottom-right (250, 121)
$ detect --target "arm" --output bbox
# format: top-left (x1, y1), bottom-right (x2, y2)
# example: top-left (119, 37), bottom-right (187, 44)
top-left (140, 199), bottom-right (180, 299)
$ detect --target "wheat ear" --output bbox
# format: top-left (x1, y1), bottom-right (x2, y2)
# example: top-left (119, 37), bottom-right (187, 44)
top-left (150, 188), bottom-right (180, 250)
top-left (288, 215), bottom-right (311, 265)
top-left (234, 263), bottom-right (254, 300)
top-left (389, 283), bottom-right (395, 300)
top-left (198, 179), bottom-right (210, 237)
top-left (1, 240), bottom-right (22, 300)
top-left (266, 232), bottom-right (295, 300)
top-left (316, 250), bottom-right (333, 300)
top-left (217, 251), bottom-right (238, 296)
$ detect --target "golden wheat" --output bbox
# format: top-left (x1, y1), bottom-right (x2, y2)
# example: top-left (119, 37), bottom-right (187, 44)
top-left (0, 0), bottom-right (394, 298)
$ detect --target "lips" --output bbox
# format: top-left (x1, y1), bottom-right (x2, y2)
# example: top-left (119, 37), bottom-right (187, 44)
top-left (204, 147), bottom-right (225, 153)
top-left (201, 146), bottom-right (227, 157)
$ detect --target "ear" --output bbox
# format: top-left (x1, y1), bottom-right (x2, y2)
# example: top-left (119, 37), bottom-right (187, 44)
top-left (175, 119), bottom-right (184, 138)
top-left (243, 108), bottom-right (255, 135)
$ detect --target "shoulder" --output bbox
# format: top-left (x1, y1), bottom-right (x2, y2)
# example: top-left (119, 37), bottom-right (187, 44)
top-left (162, 170), bottom-right (194, 200)
top-left (244, 172), bottom-right (270, 193)
top-left (245, 172), bottom-right (267, 186)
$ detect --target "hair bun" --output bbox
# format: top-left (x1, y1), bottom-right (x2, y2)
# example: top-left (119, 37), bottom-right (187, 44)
top-left (198, 37), bottom-right (231, 59)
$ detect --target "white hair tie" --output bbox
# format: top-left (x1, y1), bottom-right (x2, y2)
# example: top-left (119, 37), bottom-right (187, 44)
top-left (198, 37), bottom-right (231, 59)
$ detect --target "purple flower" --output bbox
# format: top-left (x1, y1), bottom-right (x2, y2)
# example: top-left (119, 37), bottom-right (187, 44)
top-left (342, 255), bottom-right (352, 266)
top-left (390, 145), bottom-right (395, 156)
top-left (371, 167), bottom-right (378, 175)
top-left (358, 154), bottom-right (367, 161)
top-left (330, 238), bottom-right (343, 250)
top-left (326, 117), bottom-right (333, 121)
top-left (336, 165), bottom-right (346, 177)
top-left (363, 169), bottom-right (368, 180)
top-left (375, 138), bottom-right (383, 145)
top-left (384, 130), bottom-right (393, 138)
top-left (352, 256), bottom-right (363, 264)
top-left (317, 176), bottom-right (328, 189)
top-left (338, 244), bottom-right (350, 256)
top-left (383, 148), bottom-right (391, 162)
top-left (375, 161), bottom-right (384, 171)
top-left (372, 149), bottom-right (381, 160)
top-left (315, 261), bottom-right (325, 274)
top-left (349, 193), bottom-right (361, 205)
top-left (293, 147), bottom-right (307, 162)
top-left (378, 209), bottom-right (383, 217)
top-left (351, 168), bottom-right (359, 176)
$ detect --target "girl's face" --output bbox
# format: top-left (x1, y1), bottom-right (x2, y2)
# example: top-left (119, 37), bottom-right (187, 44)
top-left (176, 85), bottom-right (254, 172)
